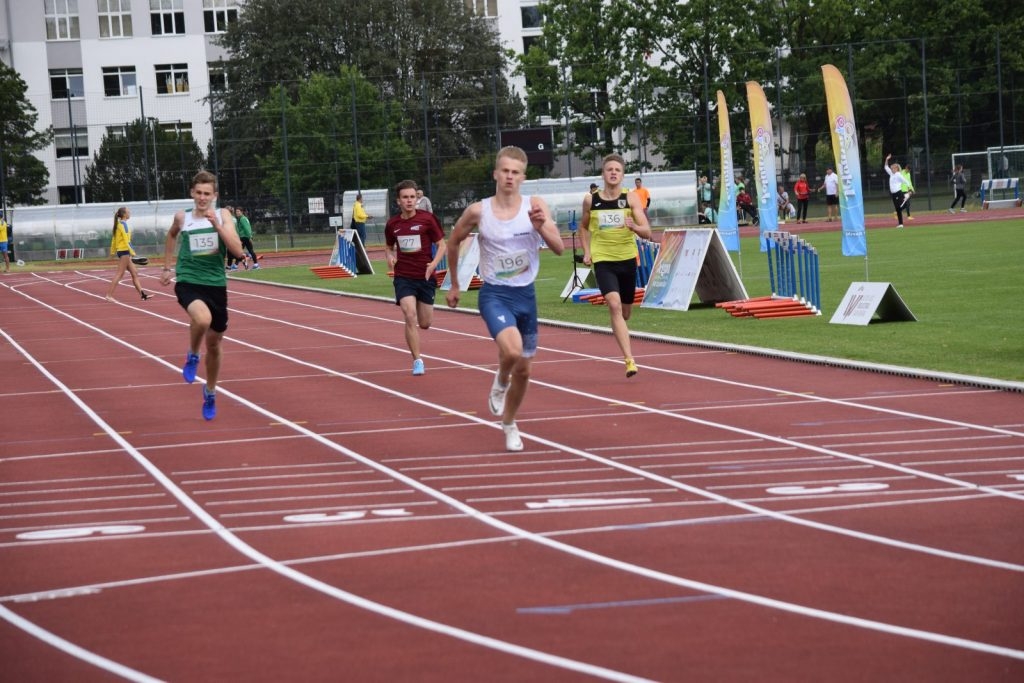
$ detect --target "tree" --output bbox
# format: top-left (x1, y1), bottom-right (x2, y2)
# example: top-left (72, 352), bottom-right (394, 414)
top-left (255, 69), bottom-right (416, 203)
top-left (526, 0), bottom-right (775, 173)
top-left (0, 62), bottom-right (51, 208)
top-left (84, 119), bottom-right (206, 202)
top-left (211, 0), bottom-right (524, 207)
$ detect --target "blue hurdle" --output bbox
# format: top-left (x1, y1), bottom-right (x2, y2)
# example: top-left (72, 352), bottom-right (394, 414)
top-left (764, 231), bottom-right (821, 313)
top-left (635, 238), bottom-right (659, 288)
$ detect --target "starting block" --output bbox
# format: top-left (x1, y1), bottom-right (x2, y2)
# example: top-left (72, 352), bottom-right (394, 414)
top-left (55, 248), bottom-right (85, 260)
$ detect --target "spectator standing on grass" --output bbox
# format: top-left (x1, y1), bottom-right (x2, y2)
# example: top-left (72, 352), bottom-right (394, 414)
top-left (0, 211), bottom-right (10, 274)
top-left (445, 146), bottom-right (564, 452)
top-left (900, 166), bottom-right (916, 220)
top-left (105, 206), bottom-right (150, 301)
top-left (817, 167), bottom-right (839, 222)
top-left (581, 153), bottom-right (653, 379)
top-left (351, 192), bottom-right (370, 246)
top-left (229, 206), bottom-right (260, 270)
top-left (416, 189), bottom-right (433, 213)
top-left (793, 173), bottom-right (811, 223)
top-left (949, 165), bottom-right (968, 213)
top-left (160, 170), bottom-right (244, 421)
top-left (698, 175), bottom-right (713, 205)
top-left (385, 180), bottom-right (447, 377)
top-left (884, 154), bottom-right (907, 229)
top-left (632, 177), bottom-right (651, 222)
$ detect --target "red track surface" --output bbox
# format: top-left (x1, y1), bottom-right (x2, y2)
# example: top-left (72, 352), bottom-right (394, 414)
top-left (2, 221), bottom-right (1023, 681)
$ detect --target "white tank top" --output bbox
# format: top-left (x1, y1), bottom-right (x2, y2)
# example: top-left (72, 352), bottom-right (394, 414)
top-left (477, 196), bottom-right (542, 287)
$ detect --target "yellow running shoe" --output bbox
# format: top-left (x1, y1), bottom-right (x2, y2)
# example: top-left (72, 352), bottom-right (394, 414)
top-left (625, 358), bottom-right (638, 378)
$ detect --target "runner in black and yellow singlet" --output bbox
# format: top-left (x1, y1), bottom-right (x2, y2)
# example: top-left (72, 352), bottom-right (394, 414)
top-left (580, 153), bottom-right (653, 378)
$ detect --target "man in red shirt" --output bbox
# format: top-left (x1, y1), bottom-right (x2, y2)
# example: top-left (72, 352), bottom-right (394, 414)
top-left (793, 173), bottom-right (811, 223)
top-left (384, 179), bottom-right (447, 375)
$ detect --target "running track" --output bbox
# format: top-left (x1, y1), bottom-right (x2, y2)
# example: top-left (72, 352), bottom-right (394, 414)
top-left (1, 261), bottom-right (1022, 681)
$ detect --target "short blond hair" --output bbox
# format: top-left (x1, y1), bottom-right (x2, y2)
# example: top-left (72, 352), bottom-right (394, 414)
top-left (496, 145), bottom-right (528, 166)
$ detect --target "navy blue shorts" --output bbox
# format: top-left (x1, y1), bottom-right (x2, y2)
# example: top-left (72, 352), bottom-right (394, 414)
top-left (393, 276), bottom-right (436, 305)
top-left (479, 282), bottom-right (538, 358)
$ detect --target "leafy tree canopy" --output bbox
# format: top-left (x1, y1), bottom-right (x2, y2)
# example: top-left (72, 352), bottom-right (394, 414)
top-left (212, 0), bottom-right (525, 206)
top-left (84, 119), bottom-right (207, 202)
top-left (0, 62), bottom-right (51, 207)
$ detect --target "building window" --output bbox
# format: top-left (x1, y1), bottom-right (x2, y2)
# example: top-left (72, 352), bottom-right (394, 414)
top-left (522, 35), bottom-right (544, 54)
top-left (156, 63), bottom-right (189, 94)
top-left (50, 69), bottom-right (85, 99)
top-left (521, 6), bottom-right (542, 29)
top-left (150, 0), bottom-right (184, 35)
top-left (464, 0), bottom-right (497, 18)
top-left (106, 124), bottom-right (128, 139)
top-left (203, 0), bottom-right (238, 33)
top-left (573, 121), bottom-right (602, 147)
top-left (98, 0), bottom-right (133, 38)
top-left (103, 66), bottom-right (137, 97)
top-left (45, 0), bottom-right (81, 40)
top-left (55, 128), bottom-right (89, 158)
top-left (208, 63), bottom-right (229, 92)
top-left (58, 185), bottom-right (86, 204)
top-left (162, 121), bottom-right (194, 141)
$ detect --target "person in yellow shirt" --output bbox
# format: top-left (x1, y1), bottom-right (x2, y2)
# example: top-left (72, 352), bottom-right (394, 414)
top-left (351, 192), bottom-right (371, 246)
top-left (106, 206), bottom-right (150, 301)
top-left (581, 155), bottom-right (653, 377)
top-left (0, 211), bottom-right (10, 273)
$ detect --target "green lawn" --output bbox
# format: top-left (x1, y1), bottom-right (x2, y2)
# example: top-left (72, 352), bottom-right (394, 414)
top-left (236, 219), bottom-right (1024, 384)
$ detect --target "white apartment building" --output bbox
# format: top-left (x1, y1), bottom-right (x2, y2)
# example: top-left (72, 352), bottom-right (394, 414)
top-left (0, 0), bottom-right (237, 205)
top-left (0, 1), bottom-right (598, 205)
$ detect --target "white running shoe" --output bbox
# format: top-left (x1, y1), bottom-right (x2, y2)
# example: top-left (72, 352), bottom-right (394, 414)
top-left (488, 371), bottom-right (508, 416)
top-left (503, 422), bottom-right (523, 452)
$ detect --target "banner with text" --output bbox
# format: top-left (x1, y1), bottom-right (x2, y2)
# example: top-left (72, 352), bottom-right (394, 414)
top-left (746, 81), bottom-right (780, 250)
top-left (715, 90), bottom-right (740, 253)
top-left (822, 64), bottom-right (867, 257)
top-left (640, 228), bottom-right (748, 311)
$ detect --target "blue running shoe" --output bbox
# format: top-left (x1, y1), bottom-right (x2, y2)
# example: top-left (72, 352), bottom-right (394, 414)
top-left (202, 386), bottom-right (216, 420)
top-left (412, 358), bottom-right (425, 376)
top-left (183, 352), bottom-right (200, 383)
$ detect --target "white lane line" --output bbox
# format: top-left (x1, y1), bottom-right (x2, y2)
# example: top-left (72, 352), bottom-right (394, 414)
top-left (0, 603), bottom-right (162, 682)
top-left (2, 301), bottom-right (654, 682)
top-left (226, 281), bottom-right (1024, 432)
top-left (10, 277), bottom-right (1024, 663)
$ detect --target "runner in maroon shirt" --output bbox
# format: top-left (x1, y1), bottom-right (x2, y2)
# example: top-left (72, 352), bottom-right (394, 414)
top-left (384, 179), bottom-right (447, 376)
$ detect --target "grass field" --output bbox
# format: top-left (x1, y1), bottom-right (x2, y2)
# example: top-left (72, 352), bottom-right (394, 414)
top-left (233, 217), bottom-right (1023, 385)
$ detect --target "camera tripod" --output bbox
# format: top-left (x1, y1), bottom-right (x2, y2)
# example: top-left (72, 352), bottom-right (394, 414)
top-left (561, 226), bottom-right (587, 302)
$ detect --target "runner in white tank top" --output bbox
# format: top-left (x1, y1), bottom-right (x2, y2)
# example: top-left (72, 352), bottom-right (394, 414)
top-left (446, 146), bottom-right (564, 452)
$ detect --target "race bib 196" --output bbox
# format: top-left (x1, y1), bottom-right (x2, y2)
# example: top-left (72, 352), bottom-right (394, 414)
top-left (492, 249), bottom-right (529, 280)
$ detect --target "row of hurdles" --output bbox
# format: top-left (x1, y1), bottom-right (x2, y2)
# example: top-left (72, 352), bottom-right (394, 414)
top-left (717, 231), bottom-right (821, 318)
top-left (316, 227), bottom-right (820, 319)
